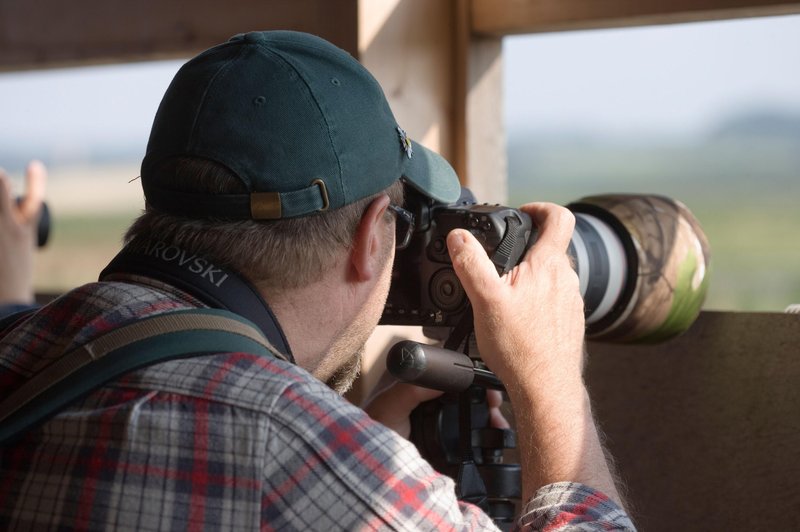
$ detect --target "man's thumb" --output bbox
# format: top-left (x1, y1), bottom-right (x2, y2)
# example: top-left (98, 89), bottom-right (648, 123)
top-left (447, 229), bottom-right (499, 303)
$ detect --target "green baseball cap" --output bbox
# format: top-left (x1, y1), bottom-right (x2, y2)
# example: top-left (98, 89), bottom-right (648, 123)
top-left (141, 30), bottom-right (461, 219)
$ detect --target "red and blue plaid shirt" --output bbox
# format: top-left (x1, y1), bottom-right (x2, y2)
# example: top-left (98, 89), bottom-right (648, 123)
top-left (0, 278), bottom-right (634, 530)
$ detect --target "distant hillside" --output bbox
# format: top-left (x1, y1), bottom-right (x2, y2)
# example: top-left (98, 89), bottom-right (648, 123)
top-left (0, 143), bottom-right (143, 176)
top-left (507, 109), bottom-right (800, 312)
top-left (508, 108), bottom-right (800, 205)
top-left (711, 108), bottom-right (800, 140)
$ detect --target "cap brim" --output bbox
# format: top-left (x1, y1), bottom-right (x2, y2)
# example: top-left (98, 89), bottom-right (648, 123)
top-left (402, 140), bottom-right (462, 204)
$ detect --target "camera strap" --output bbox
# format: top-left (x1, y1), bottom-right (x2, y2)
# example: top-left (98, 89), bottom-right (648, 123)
top-left (99, 242), bottom-right (294, 363)
top-left (0, 308), bottom-right (280, 446)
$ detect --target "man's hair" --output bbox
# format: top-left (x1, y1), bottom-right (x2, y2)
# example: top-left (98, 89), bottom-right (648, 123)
top-left (125, 157), bottom-right (404, 290)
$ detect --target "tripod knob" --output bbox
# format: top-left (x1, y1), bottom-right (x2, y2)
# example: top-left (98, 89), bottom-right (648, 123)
top-left (387, 341), bottom-right (475, 392)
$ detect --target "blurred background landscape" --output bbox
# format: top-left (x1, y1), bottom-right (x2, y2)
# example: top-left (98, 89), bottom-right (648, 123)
top-left (1, 15), bottom-right (798, 311)
top-left (505, 15), bottom-right (800, 312)
top-left (507, 108), bottom-right (800, 311)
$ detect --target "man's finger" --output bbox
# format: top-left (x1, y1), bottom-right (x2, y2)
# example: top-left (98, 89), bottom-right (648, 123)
top-left (519, 202), bottom-right (575, 254)
top-left (18, 160), bottom-right (47, 222)
top-left (486, 389), bottom-right (511, 429)
top-left (0, 170), bottom-right (13, 219)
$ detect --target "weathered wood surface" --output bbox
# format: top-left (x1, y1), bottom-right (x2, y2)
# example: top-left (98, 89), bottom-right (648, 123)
top-left (472, 0), bottom-right (800, 35)
top-left (586, 310), bottom-right (800, 531)
top-left (0, 0), bottom-right (358, 71)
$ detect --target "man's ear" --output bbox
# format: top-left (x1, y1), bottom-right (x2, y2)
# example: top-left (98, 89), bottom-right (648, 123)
top-left (350, 195), bottom-right (391, 282)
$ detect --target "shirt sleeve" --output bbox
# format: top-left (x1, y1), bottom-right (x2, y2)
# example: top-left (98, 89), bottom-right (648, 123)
top-left (265, 375), bottom-right (502, 531)
top-left (518, 482), bottom-right (636, 531)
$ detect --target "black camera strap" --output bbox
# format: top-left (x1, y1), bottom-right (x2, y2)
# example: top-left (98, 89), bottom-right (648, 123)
top-left (100, 242), bottom-right (294, 363)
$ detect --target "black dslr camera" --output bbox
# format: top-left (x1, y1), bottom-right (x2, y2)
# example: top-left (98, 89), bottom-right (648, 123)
top-left (381, 187), bottom-right (531, 327)
top-left (382, 186), bottom-right (648, 336)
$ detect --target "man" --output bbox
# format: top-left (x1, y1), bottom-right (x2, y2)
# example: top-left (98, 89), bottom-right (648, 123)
top-left (0, 31), bottom-right (634, 530)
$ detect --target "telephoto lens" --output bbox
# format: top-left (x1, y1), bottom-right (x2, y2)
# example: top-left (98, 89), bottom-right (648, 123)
top-left (566, 194), bottom-right (710, 343)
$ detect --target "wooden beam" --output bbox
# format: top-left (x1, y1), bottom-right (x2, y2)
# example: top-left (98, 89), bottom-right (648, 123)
top-left (356, 0), bottom-right (505, 205)
top-left (471, 0), bottom-right (800, 36)
top-left (453, 0), bottom-right (507, 204)
top-left (353, 0), bottom-right (459, 405)
top-left (358, 0), bottom-right (456, 166)
top-left (0, 0), bottom-right (358, 71)
top-left (352, 0), bottom-right (506, 406)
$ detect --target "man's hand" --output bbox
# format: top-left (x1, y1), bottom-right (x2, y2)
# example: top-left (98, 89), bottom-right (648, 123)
top-left (364, 380), bottom-right (508, 439)
top-left (447, 202), bottom-right (624, 507)
top-left (0, 161), bottom-right (47, 305)
top-left (447, 203), bottom-right (585, 395)
top-left (363, 381), bottom-right (443, 439)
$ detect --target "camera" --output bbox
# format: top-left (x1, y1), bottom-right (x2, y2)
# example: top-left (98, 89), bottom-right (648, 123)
top-left (382, 187), bottom-right (530, 327)
top-left (14, 197), bottom-right (50, 248)
top-left (382, 187), bottom-right (710, 344)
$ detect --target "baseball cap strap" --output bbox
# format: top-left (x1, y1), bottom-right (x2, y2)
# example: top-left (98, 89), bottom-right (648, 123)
top-left (143, 179), bottom-right (329, 220)
top-left (252, 179), bottom-right (329, 219)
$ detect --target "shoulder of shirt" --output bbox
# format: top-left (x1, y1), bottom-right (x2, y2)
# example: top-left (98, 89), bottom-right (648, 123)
top-left (1, 281), bottom-right (341, 416)
top-left (119, 348), bottom-right (349, 416)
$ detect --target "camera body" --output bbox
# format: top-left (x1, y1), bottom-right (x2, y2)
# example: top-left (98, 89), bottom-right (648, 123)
top-left (382, 188), bottom-right (532, 327)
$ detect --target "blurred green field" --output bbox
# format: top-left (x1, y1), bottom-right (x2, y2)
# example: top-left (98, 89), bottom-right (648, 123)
top-left (35, 213), bottom-right (136, 293)
top-left (508, 134), bottom-right (800, 312)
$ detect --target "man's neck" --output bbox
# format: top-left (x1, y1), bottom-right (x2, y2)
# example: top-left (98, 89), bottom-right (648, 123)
top-left (261, 276), bottom-right (353, 379)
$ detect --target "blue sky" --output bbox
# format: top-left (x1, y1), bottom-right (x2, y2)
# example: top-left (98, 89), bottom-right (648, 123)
top-left (0, 59), bottom-right (181, 157)
top-left (1, 13), bottom-right (799, 166)
top-left (504, 14), bottom-right (800, 137)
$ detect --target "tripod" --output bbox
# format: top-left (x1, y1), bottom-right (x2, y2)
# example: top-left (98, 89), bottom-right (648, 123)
top-left (388, 341), bottom-right (521, 530)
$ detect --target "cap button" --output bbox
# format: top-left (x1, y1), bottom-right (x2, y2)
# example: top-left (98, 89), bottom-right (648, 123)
top-left (242, 32), bottom-right (267, 44)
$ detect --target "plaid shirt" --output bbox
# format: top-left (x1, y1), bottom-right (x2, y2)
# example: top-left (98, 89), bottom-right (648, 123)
top-left (0, 278), bottom-right (634, 531)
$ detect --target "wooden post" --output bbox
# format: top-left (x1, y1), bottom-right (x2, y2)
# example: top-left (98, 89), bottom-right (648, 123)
top-left (353, 0), bottom-right (506, 404)
top-left (358, 0), bottom-right (507, 204)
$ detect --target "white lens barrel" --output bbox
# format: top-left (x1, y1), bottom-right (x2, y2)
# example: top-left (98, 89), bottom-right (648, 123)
top-left (572, 213), bottom-right (628, 325)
